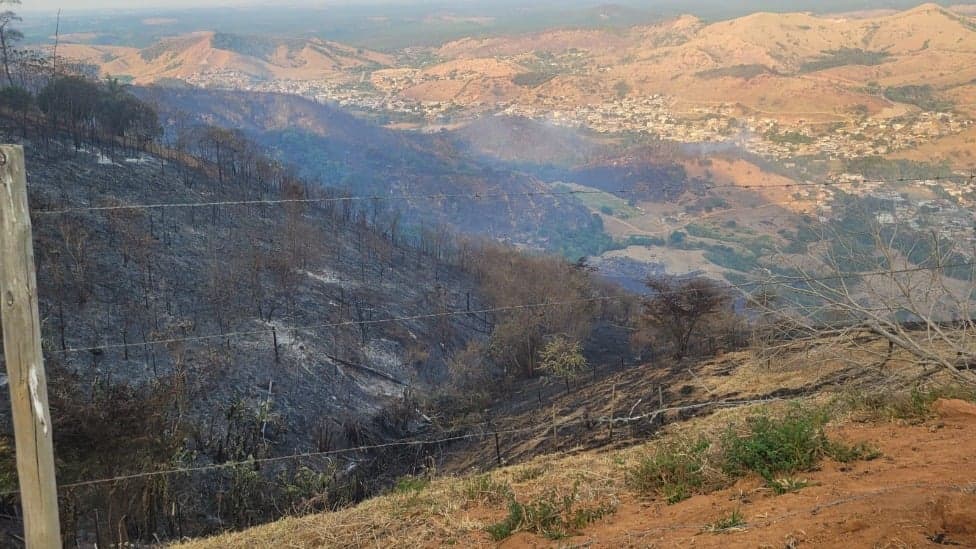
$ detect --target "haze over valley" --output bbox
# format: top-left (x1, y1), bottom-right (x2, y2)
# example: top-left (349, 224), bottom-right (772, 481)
top-left (46, 2), bottom-right (976, 283)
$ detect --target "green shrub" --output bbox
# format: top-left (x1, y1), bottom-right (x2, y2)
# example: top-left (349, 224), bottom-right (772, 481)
top-left (721, 405), bottom-right (882, 492)
top-left (279, 466), bottom-right (336, 513)
top-left (668, 230), bottom-right (688, 247)
top-left (628, 436), bottom-right (713, 504)
top-left (487, 498), bottom-right (560, 540)
top-left (721, 405), bottom-right (830, 481)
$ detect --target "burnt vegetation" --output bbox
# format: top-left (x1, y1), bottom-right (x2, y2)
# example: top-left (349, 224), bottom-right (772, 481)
top-left (0, 50), bottom-right (730, 545)
top-left (136, 87), bottom-right (601, 241)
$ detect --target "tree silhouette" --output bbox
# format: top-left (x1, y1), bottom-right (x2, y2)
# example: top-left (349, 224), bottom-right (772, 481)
top-left (640, 277), bottom-right (730, 360)
top-left (0, 0), bottom-right (22, 87)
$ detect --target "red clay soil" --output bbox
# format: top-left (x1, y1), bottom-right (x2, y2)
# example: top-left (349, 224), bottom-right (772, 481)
top-left (502, 399), bottom-right (976, 548)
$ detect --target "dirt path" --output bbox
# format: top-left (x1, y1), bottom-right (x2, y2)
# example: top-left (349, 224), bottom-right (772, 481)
top-left (503, 400), bottom-right (976, 548)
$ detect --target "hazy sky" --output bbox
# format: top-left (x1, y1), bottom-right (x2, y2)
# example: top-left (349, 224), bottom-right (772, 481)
top-left (21, 0), bottom-right (459, 10)
top-left (26, 1), bottom-right (230, 8)
top-left (22, 0), bottom-right (277, 11)
top-left (14, 0), bottom-right (459, 10)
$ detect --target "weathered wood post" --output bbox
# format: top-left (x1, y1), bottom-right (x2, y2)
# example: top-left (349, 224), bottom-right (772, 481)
top-left (0, 145), bottom-right (63, 548)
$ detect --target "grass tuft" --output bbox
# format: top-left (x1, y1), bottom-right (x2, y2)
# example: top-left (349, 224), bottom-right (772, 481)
top-left (461, 474), bottom-right (512, 505)
top-left (767, 477), bottom-right (814, 495)
top-left (850, 385), bottom-right (976, 422)
top-left (704, 508), bottom-right (746, 533)
top-left (393, 475), bottom-right (430, 494)
top-left (486, 487), bottom-right (615, 541)
top-left (511, 465), bottom-right (547, 483)
top-left (628, 436), bottom-right (714, 504)
top-left (827, 441), bottom-right (882, 463)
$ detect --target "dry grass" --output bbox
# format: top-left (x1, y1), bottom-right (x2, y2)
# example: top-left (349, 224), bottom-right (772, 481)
top-left (178, 336), bottom-right (959, 549)
top-left (176, 398), bottom-right (823, 548)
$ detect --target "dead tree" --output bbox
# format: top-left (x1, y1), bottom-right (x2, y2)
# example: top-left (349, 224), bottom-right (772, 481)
top-left (638, 277), bottom-right (730, 360)
top-left (758, 218), bottom-right (976, 383)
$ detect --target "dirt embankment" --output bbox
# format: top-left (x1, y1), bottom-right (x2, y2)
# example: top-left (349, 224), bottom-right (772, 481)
top-left (505, 399), bottom-right (976, 548)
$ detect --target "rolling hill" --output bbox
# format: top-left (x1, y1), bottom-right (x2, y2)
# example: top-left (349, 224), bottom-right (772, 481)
top-left (57, 31), bottom-right (393, 85)
top-left (385, 3), bottom-right (976, 121)
top-left (59, 4), bottom-right (976, 126)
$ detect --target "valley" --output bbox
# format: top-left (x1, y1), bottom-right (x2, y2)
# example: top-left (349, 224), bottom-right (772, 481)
top-left (61, 5), bottom-right (976, 163)
top-left (50, 3), bottom-right (976, 280)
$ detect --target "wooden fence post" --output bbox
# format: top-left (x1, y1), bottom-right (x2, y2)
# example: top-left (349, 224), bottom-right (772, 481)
top-left (0, 145), bottom-right (63, 548)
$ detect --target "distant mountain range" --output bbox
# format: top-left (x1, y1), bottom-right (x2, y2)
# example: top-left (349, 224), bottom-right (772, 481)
top-left (58, 3), bottom-right (976, 123)
top-left (401, 2), bottom-right (976, 121)
top-left (58, 31), bottom-right (392, 85)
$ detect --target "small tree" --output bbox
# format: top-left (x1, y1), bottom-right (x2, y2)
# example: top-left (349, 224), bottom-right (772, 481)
top-left (95, 79), bottom-right (162, 145)
top-left (538, 336), bottom-right (588, 392)
top-left (0, 0), bottom-right (22, 88)
top-left (640, 277), bottom-right (730, 360)
top-left (746, 283), bottom-right (781, 368)
top-left (38, 75), bottom-right (100, 146)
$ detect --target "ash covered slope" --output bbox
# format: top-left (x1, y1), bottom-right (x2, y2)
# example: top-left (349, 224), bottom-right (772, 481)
top-left (138, 87), bottom-right (598, 238)
top-left (1, 127), bottom-right (494, 538)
